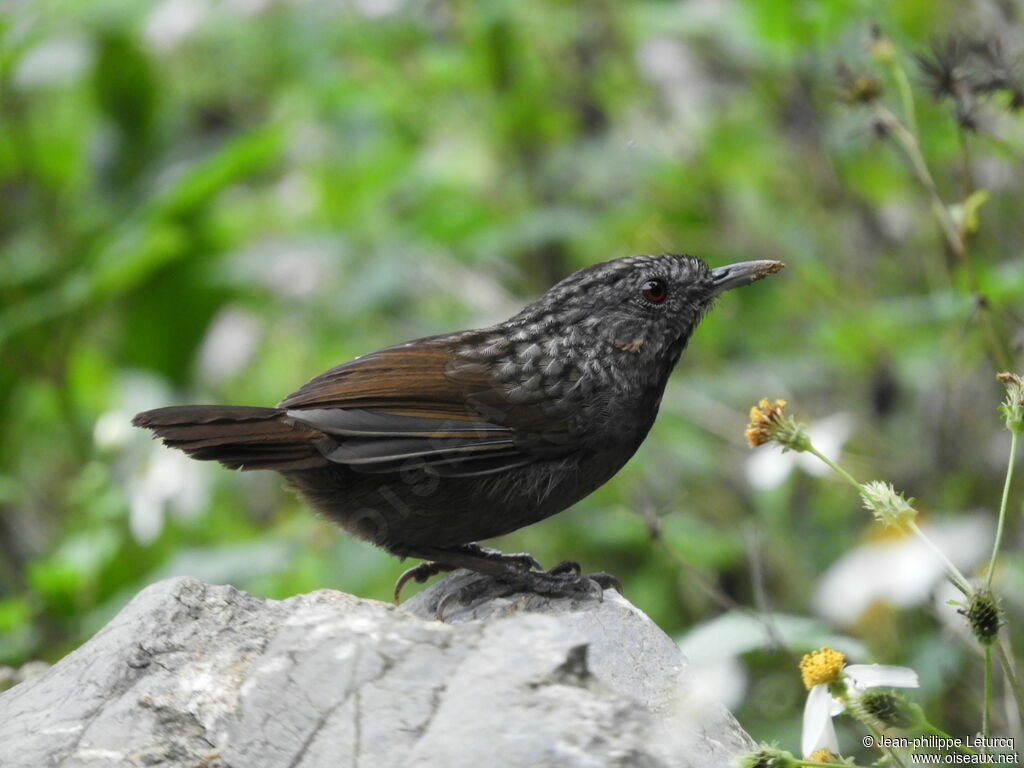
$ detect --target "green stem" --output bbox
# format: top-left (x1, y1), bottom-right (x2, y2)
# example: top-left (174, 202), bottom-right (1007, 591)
top-left (872, 104), bottom-right (1012, 369)
top-left (956, 126), bottom-right (973, 199)
top-left (805, 446), bottom-right (862, 492)
top-left (982, 646), bottom-right (991, 747)
top-left (987, 430), bottom-right (1018, 588)
top-left (873, 104), bottom-right (963, 264)
top-left (923, 723), bottom-right (978, 757)
top-left (796, 761), bottom-right (868, 768)
top-left (889, 54), bottom-right (918, 139)
top-left (867, 722), bottom-right (907, 768)
top-left (993, 640), bottom-right (1024, 716)
top-left (906, 520), bottom-right (971, 594)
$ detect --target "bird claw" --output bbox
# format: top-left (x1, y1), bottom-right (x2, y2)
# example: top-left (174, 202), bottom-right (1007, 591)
top-left (540, 561), bottom-right (620, 599)
top-left (582, 571), bottom-right (623, 596)
top-left (505, 552), bottom-right (543, 571)
top-left (393, 561), bottom-right (455, 603)
top-left (548, 559), bottom-right (582, 576)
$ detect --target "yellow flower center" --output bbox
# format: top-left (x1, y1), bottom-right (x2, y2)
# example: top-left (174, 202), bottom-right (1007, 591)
top-left (800, 646), bottom-right (845, 690)
top-left (807, 748), bottom-right (838, 762)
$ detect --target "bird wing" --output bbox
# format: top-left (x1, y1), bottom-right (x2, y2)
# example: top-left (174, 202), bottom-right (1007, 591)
top-left (278, 338), bottom-right (576, 477)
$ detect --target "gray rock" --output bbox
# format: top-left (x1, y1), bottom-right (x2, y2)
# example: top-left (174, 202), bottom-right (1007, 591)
top-left (0, 573), bottom-right (753, 768)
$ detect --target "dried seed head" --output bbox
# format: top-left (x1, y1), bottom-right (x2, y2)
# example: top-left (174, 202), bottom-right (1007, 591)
top-left (737, 745), bottom-right (798, 768)
top-left (916, 35), bottom-right (1024, 125)
top-left (916, 36), bottom-right (971, 101)
top-left (850, 690), bottom-right (920, 729)
top-left (837, 63), bottom-right (883, 105)
top-left (969, 39), bottom-right (1024, 109)
top-left (997, 371), bottom-right (1024, 434)
top-left (745, 399), bottom-right (810, 452)
top-left (859, 481), bottom-right (917, 528)
top-left (961, 587), bottom-right (1003, 645)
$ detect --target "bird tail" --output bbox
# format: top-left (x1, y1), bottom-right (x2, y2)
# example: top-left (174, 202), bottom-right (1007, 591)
top-left (132, 405), bottom-right (329, 471)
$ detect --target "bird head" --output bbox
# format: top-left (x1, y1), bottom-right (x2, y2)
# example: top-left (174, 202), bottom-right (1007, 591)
top-left (516, 254), bottom-right (784, 369)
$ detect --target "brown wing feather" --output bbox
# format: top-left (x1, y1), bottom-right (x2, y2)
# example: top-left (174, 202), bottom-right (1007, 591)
top-left (277, 341), bottom-right (491, 422)
top-left (276, 337), bottom-right (579, 472)
top-left (132, 405), bottom-right (329, 471)
top-left (136, 337), bottom-right (579, 478)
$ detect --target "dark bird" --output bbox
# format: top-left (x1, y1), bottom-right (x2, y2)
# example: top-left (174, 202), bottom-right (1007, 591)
top-left (133, 255), bottom-right (783, 600)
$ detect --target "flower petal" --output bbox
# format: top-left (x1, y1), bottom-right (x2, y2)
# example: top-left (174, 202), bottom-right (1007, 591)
top-left (745, 444), bottom-right (795, 490)
top-left (802, 684), bottom-right (840, 757)
top-left (845, 664), bottom-right (919, 689)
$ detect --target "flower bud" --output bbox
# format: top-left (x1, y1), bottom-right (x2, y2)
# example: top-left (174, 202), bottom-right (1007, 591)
top-left (996, 372), bottom-right (1024, 434)
top-left (737, 744), bottom-right (798, 768)
top-left (849, 689), bottom-right (922, 730)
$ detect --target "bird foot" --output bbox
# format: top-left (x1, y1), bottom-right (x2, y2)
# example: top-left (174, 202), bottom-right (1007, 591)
top-left (434, 565), bottom-right (622, 620)
top-left (465, 544), bottom-right (542, 572)
top-left (393, 543), bottom-right (542, 602)
top-left (392, 542), bottom-right (621, 611)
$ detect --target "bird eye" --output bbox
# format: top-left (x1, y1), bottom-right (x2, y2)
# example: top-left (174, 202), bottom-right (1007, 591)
top-left (641, 278), bottom-right (668, 304)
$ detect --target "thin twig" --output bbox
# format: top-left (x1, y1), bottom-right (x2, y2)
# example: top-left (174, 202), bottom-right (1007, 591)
top-left (986, 430), bottom-right (1018, 588)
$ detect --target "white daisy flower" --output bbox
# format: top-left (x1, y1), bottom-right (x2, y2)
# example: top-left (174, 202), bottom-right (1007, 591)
top-left (800, 646), bottom-right (918, 757)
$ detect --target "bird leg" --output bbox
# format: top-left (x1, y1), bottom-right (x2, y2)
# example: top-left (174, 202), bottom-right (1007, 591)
top-left (460, 543), bottom-right (543, 571)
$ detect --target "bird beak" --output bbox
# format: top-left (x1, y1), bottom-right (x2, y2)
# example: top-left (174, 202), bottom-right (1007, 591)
top-left (710, 260), bottom-right (785, 297)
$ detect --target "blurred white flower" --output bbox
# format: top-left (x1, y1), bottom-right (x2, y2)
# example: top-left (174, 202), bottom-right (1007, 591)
top-left (144, 0), bottom-right (209, 51)
top-left (224, 0), bottom-right (277, 15)
top-left (129, 447), bottom-right (208, 545)
top-left (274, 171), bottom-right (317, 217)
top-left (13, 36), bottom-right (91, 89)
top-left (196, 305), bottom-right (263, 384)
top-left (229, 235), bottom-right (340, 299)
top-left (745, 412), bottom-right (851, 491)
top-left (813, 514), bottom-right (993, 625)
top-left (353, 0), bottom-right (404, 19)
top-left (93, 374), bottom-right (174, 451)
top-left (94, 373), bottom-right (211, 545)
top-left (635, 37), bottom-right (711, 140)
top-left (94, 410), bottom-right (135, 452)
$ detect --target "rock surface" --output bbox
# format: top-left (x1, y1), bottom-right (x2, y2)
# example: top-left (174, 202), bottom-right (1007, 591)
top-left (0, 573), bottom-right (753, 767)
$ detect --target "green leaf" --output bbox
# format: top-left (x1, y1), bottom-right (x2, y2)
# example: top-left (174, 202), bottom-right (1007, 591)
top-left (949, 188), bottom-right (990, 235)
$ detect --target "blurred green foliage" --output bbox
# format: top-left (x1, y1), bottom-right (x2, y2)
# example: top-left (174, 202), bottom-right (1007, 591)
top-left (2, 0), bottom-right (1023, 753)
